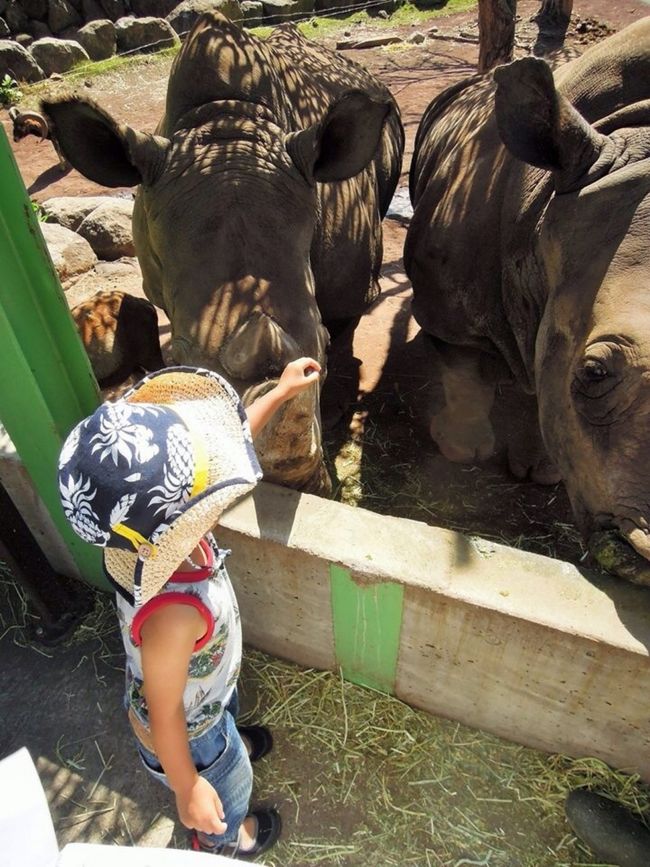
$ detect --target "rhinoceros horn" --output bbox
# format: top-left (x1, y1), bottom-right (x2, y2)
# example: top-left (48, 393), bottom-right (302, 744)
top-left (220, 312), bottom-right (302, 382)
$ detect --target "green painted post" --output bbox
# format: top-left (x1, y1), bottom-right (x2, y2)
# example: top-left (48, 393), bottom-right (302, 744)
top-left (0, 125), bottom-right (107, 589)
top-left (330, 564), bottom-right (404, 694)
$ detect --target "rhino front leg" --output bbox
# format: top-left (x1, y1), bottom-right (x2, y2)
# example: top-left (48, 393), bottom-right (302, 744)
top-left (426, 340), bottom-right (497, 463)
top-left (320, 315), bottom-right (361, 430)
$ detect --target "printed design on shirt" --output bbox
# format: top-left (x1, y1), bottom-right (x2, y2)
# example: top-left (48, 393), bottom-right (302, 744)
top-left (118, 556), bottom-right (241, 740)
top-left (188, 699), bottom-right (223, 735)
top-left (128, 674), bottom-right (149, 721)
top-left (226, 664), bottom-right (240, 690)
top-left (188, 622), bottom-right (229, 679)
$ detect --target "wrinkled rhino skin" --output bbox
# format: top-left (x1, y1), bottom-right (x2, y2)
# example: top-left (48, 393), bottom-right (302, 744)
top-left (43, 12), bottom-right (404, 493)
top-left (405, 19), bottom-right (650, 583)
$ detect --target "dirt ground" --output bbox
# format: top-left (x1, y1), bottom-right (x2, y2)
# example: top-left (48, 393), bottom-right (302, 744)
top-left (2, 2), bottom-right (650, 865)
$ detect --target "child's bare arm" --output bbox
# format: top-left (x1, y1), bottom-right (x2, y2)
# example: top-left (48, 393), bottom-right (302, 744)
top-left (141, 605), bottom-right (227, 836)
top-left (246, 357), bottom-right (321, 438)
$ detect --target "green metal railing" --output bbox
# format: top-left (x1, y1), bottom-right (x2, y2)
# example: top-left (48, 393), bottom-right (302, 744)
top-left (0, 124), bottom-right (108, 589)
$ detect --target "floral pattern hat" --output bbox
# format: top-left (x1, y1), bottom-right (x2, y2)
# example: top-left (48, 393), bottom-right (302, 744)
top-left (58, 367), bottom-right (262, 606)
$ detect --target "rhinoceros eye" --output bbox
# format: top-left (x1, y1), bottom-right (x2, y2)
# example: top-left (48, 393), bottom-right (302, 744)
top-left (582, 358), bottom-right (608, 381)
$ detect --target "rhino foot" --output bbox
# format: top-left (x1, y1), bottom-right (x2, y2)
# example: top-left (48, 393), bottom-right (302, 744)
top-left (507, 446), bottom-right (561, 485)
top-left (430, 410), bottom-right (496, 463)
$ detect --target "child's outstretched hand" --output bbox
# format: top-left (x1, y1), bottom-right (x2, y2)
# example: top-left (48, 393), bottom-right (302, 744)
top-left (246, 357), bottom-right (322, 438)
top-left (276, 357), bottom-right (321, 401)
top-left (176, 776), bottom-right (227, 836)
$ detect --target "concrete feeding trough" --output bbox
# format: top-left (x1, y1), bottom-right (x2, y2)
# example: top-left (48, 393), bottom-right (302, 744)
top-left (3, 425), bottom-right (650, 781)
top-left (219, 481), bottom-right (650, 782)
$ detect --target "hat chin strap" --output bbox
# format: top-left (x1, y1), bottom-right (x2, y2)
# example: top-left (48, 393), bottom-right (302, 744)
top-left (112, 523), bottom-right (158, 559)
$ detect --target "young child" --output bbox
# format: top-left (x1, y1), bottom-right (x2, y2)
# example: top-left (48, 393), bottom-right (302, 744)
top-left (57, 358), bottom-right (321, 859)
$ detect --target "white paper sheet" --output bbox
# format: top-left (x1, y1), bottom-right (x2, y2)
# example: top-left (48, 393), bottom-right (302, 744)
top-left (0, 747), bottom-right (59, 867)
top-left (0, 748), bottom-right (267, 867)
top-left (58, 842), bottom-right (246, 865)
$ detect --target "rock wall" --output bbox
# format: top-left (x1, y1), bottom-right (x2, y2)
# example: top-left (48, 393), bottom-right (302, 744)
top-left (0, 0), bottom-right (392, 80)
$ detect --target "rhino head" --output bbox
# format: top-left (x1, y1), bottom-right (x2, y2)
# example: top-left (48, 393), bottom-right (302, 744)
top-left (495, 57), bottom-right (650, 584)
top-left (43, 15), bottom-right (390, 494)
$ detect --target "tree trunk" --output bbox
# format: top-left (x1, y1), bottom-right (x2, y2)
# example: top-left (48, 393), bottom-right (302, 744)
top-left (538, 0), bottom-right (573, 24)
top-left (478, 0), bottom-right (517, 73)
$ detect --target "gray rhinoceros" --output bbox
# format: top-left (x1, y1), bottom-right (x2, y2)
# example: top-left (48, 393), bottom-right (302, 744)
top-left (405, 18), bottom-right (650, 584)
top-left (44, 12), bottom-right (404, 493)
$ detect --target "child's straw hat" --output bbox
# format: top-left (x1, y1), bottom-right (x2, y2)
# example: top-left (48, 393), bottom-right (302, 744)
top-left (57, 367), bottom-right (261, 606)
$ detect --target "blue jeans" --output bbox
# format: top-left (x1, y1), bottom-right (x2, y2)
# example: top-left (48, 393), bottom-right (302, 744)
top-left (136, 690), bottom-right (252, 847)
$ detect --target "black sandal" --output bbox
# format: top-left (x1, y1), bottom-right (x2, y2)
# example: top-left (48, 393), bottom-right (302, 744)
top-left (192, 808), bottom-right (282, 859)
top-left (235, 808), bottom-right (282, 859)
top-left (237, 724), bottom-right (273, 762)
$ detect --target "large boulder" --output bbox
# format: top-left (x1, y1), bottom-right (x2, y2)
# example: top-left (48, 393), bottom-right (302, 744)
top-left (261, 0), bottom-right (312, 23)
top-left (15, 31), bottom-right (32, 45)
top-left (166, 0), bottom-right (240, 35)
top-left (65, 257), bottom-right (142, 309)
top-left (80, 0), bottom-right (105, 20)
top-left (99, 0), bottom-right (127, 21)
top-left (31, 36), bottom-right (89, 74)
top-left (115, 15), bottom-right (178, 52)
top-left (239, 0), bottom-right (261, 25)
top-left (0, 39), bottom-right (44, 80)
top-left (47, 0), bottom-right (81, 33)
top-left (130, 0), bottom-right (176, 17)
top-left (0, 17), bottom-right (9, 36)
top-left (26, 18), bottom-right (52, 36)
top-left (74, 19), bottom-right (115, 59)
top-left (0, 0), bottom-right (6, 15)
top-left (41, 195), bottom-right (119, 231)
top-left (77, 198), bottom-right (135, 260)
top-left (17, 0), bottom-right (48, 20)
top-left (42, 222), bottom-right (98, 282)
top-left (4, 0), bottom-right (29, 32)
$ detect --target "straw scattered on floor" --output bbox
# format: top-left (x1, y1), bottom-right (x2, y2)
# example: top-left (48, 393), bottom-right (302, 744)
top-left (240, 650), bottom-right (650, 867)
top-left (1, 571), bottom-right (648, 867)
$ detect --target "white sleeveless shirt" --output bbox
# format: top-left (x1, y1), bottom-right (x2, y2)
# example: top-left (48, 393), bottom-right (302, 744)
top-left (115, 534), bottom-right (242, 739)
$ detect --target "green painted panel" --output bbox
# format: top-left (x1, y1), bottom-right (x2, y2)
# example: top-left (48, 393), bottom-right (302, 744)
top-left (330, 564), bottom-right (403, 694)
top-left (0, 125), bottom-right (106, 588)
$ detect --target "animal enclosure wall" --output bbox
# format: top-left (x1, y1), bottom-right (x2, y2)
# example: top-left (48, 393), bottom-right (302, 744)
top-left (219, 481), bottom-right (650, 781)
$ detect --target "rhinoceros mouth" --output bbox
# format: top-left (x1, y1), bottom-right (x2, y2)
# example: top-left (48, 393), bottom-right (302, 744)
top-left (588, 520), bottom-right (650, 587)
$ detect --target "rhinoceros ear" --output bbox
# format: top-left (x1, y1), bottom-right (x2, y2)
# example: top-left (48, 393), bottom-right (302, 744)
top-left (285, 90), bottom-right (390, 184)
top-left (41, 98), bottom-right (170, 188)
top-left (493, 57), bottom-right (608, 192)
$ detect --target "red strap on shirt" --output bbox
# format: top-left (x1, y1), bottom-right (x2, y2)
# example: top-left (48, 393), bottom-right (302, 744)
top-left (170, 537), bottom-right (214, 583)
top-left (131, 592), bottom-right (215, 651)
